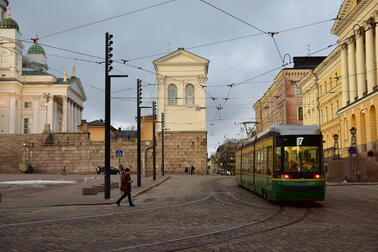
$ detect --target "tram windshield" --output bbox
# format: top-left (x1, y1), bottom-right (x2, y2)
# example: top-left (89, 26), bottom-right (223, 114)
top-left (280, 135), bottom-right (321, 173)
top-left (283, 146), bottom-right (320, 173)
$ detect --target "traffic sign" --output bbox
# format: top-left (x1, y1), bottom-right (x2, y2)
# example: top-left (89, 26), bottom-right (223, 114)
top-left (348, 146), bottom-right (356, 155)
top-left (116, 150), bottom-right (123, 157)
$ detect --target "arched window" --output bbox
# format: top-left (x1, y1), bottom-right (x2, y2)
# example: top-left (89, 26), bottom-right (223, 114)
top-left (298, 107), bottom-right (303, 121)
top-left (185, 84), bottom-right (195, 105)
top-left (0, 52), bottom-right (9, 69)
top-left (168, 84), bottom-right (177, 105)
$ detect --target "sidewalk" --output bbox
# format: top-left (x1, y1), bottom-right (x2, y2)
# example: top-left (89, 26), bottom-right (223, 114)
top-left (326, 181), bottom-right (378, 186)
top-left (0, 174), bottom-right (170, 208)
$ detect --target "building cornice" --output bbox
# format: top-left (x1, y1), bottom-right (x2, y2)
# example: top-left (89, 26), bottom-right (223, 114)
top-left (332, 0), bottom-right (371, 36)
top-left (337, 89), bottom-right (378, 114)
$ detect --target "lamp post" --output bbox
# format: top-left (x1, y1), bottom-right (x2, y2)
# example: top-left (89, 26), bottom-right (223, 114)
top-left (350, 127), bottom-right (357, 147)
top-left (350, 127), bottom-right (358, 181)
top-left (333, 133), bottom-right (339, 159)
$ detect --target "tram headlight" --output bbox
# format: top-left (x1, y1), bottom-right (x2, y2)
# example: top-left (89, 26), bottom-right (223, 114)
top-left (314, 174), bottom-right (320, 179)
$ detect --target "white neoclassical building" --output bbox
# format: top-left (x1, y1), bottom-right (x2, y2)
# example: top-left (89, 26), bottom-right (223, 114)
top-left (153, 48), bottom-right (208, 132)
top-left (0, 3), bottom-right (86, 134)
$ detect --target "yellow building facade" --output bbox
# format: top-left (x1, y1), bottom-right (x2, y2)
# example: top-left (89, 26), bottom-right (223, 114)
top-left (300, 0), bottom-right (378, 159)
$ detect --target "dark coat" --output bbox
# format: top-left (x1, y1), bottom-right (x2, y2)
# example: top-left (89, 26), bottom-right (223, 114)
top-left (120, 173), bottom-right (132, 193)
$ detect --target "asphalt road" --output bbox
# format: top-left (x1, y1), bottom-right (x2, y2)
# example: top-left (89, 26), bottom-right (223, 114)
top-left (0, 175), bottom-right (377, 251)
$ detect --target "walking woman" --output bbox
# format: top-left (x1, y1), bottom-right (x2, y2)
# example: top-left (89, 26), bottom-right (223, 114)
top-left (116, 168), bottom-right (135, 207)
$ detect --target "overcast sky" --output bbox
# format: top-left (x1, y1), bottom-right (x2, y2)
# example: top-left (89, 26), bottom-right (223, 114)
top-left (14, 0), bottom-right (343, 156)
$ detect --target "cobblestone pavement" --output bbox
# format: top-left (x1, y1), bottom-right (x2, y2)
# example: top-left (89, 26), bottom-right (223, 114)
top-left (0, 175), bottom-right (377, 251)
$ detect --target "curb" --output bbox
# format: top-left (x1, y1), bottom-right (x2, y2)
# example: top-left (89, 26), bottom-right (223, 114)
top-left (133, 176), bottom-right (171, 197)
top-left (327, 182), bottom-right (378, 186)
top-left (48, 176), bottom-right (171, 207)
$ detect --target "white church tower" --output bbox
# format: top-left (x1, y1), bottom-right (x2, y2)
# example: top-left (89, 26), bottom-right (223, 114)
top-left (153, 48), bottom-right (208, 132)
top-left (153, 48), bottom-right (209, 174)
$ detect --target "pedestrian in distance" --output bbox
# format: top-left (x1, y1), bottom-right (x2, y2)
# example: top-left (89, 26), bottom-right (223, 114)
top-left (185, 166), bottom-right (188, 174)
top-left (191, 165), bottom-right (195, 175)
top-left (119, 164), bottom-right (124, 174)
top-left (116, 168), bottom-right (135, 207)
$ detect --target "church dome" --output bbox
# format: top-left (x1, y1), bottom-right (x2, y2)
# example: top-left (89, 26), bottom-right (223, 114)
top-left (27, 43), bottom-right (45, 55)
top-left (0, 17), bottom-right (19, 31)
top-left (0, 8), bottom-right (19, 31)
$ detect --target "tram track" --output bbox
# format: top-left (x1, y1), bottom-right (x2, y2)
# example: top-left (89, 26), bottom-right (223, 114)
top-left (1, 176), bottom-right (313, 252)
top-left (0, 192), bottom-right (217, 228)
top-left (103, 178), bottom-right (311, 252)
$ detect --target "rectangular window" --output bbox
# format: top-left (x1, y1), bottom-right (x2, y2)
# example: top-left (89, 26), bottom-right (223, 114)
top-left (275, 146), bottom-right (282, 175)
top-left (325, 106), bottom-right (328, 122)
top-left (24, 102), bottom-right (32, 109)
top-left (24, 118), bottom-right (31, 134)
top-left (330, 104), bottom-right (333, 120)
top-left (267, 147), bottom-right (272, 175)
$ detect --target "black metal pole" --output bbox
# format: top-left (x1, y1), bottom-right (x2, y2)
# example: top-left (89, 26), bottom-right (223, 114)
top-left (153, 101), bottom-right (156, 180)
top-left (161, 112), bottom-right (165, 176)
top-left (104, 32), bottom-right (111, 199)
top-left (137, 79), bottom-right (142, 187)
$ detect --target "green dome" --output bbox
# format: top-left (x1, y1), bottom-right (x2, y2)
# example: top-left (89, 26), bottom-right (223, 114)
top-left (27, 43), bottom-right (45, 55)
top-left (0, 17), bottom-right (19, 31)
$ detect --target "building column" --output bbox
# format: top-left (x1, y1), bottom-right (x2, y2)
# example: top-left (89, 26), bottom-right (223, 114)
top-left (365, 20), bottom-right (376, 93)
top-left (62, 96), bottom-right (67, 132)
top-left (356, 27), bottom-right (367, 99)
top-left (32, 96), bottom-right (39, 133)
top-left (47, 95), bottom-right (54, 131)
top-left (341, 43), bottom-right (350, 106)
top-left (376, 18), bottom-right (378, 87)
top-left (77, 106), bottom-right (81, 132)
top-left (73, 104), bottom-right (77, 132)
top-left (69, 100), bottom-right (73, 132)
top-left (347, 36), bottom-right (357, 102)
top-left (8, 93), bottom-right (16, 134)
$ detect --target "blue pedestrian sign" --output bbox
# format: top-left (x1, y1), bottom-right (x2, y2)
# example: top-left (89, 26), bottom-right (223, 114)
top-left (116, 150), bottom-right (123, 157)
top-left (348, 146), bottom-right (356, 155)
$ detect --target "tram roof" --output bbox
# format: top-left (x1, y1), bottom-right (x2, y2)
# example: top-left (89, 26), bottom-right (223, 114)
top-left (258, 125), bottom-right (321, 137)
top-left (237, 125), bottom-right (321, 150)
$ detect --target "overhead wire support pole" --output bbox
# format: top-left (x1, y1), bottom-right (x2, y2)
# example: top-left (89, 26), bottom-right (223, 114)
top-left (152, 101), bottom-right (157, 181)
top-left (137, 79), bottom-right (142, 187)
top-left (104, 32), bottom-right (113, 200)
top-left (161, 112), bottom-right (165, 176)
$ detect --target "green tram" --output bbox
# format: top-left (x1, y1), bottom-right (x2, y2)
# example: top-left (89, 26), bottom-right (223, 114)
top-left (236, 125), bottom-right (325, 201)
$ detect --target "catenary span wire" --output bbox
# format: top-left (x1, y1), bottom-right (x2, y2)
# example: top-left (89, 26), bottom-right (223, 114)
top-left (198, 0), bottom-right (286, 64)
top-left (125, 17), bottom-right (335, 62)
top-left (38, 0), bottom-right (179, 39)
top-left (199, 0), bottom-right (267, 35)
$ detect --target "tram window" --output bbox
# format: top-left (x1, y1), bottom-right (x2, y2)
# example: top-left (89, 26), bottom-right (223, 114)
top-left (284, 146), bottom-right (320, 173)
top-left (262, 148), bottom-right (267, 174)
top-left (275, 147), bottom-right (282, 174)
top-left (267, 147), bottom-right (272, 175)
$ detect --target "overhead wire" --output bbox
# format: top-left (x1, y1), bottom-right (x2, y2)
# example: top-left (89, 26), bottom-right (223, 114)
top-left (39, 0), bottom-right (179, 39)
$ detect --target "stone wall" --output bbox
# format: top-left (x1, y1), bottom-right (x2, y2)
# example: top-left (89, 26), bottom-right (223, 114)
top-left (326, 156), bottom-right (378, 182)
top-left (0, 130), bottom-right (208, 175)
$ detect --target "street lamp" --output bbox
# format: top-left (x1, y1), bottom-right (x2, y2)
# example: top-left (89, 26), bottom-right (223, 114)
top-left (333, 133), bottom-right (339, 159)
top-left (350, 127), bottom-right (357, 147)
